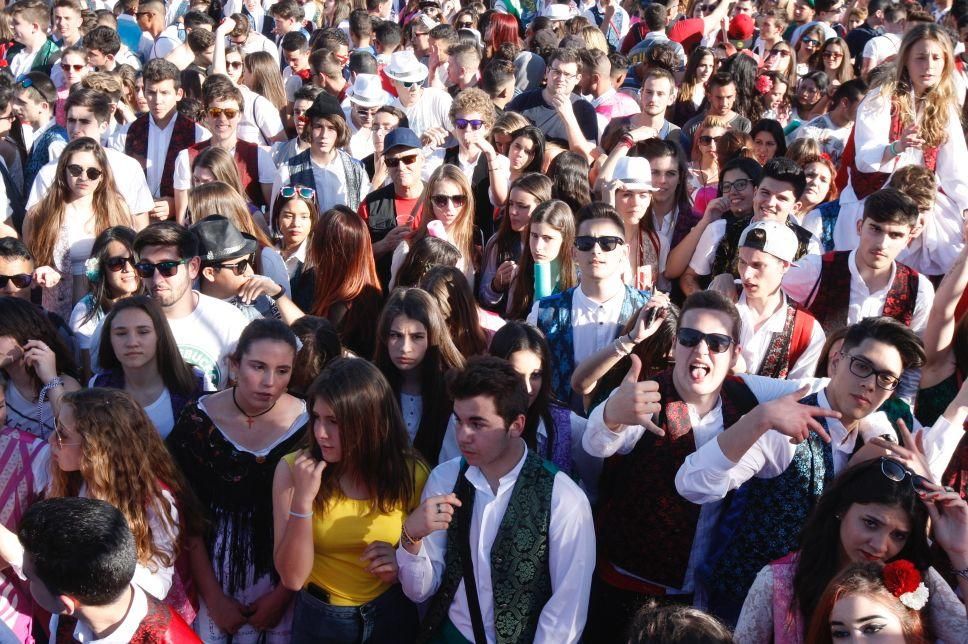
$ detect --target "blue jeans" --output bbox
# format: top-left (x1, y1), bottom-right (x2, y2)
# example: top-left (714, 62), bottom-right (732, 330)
top-left (290, 584), bottom-right (418, 644)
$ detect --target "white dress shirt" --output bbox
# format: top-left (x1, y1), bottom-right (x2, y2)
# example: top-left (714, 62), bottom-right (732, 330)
top-left (50, 585), bottom-right (149, 644)
top-left (780, 249), bottom-right (935, 335)
top-left (653, 206), bottom-right (677, 291)
top-left (138, 114), bottom-right (209, 197)
top-left (526, 286), bottom-right (630, 367)
top-left (736, 292), bottom-right (826, 379)
top-left (395, 449), bottom-right (596, 644)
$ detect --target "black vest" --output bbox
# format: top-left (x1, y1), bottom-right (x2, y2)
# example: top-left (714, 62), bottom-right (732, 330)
top-left (364, 182), bottom-right (401, 289)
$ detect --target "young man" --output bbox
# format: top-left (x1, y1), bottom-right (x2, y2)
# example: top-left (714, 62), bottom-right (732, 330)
top-left (83, 25), bottom-right (138, 73)
top-left (782, 187), bottom-right (935, 335)
top-left (601, 67), bottom-right (681, 145)
top-left (578, 48), bottom-right (639, 124)
top-left (271, 84), bottom-right (320, 165)
top-left (281, 31), bottom-right (312, 103)
top-left (396, 357), bottom-right (595, 644)
top-left (13, 72), bottom-right (66, 196)
top-left (674, 316), bottom-right (962, 623)
top-left (349, 9), bottom-right (375, 53)
top-left (580, 290), bottom-right (759, 641)
top-left (344, 73), bottom-right (390, 161)
top-left (6, 0), bottom-right (59, 78)
top-left (12, 497), bottom-right (200, 642)
top-left (846, 0), bottom-right (887, 74)
top-left (136, 0), bottom-right (181, 61)
top-left (506, 48), bottom-right (599, 159)
top-left (427, 23), bottom-right (457, 89)
top-left (269, 0), bottom-right (309, 46)
top-left (479, 59), bottom-right (517, 111)
top-left (0, 237), bottom-right (35, 300)
top-left (528, 205), bottom-right (650, 406)
top-left (680, 73), bottom-right (751, 152)
top-left (751, 9), bottom-right (788, 58)
top-left (225, 11), bottom-right (278, 62)
top-left (582, 0), bottom-right (630, 51)
top-left (791, 79), bottom-right (866, 167)
top-left (173, 77), bottom-right (277, 222)
top-left (310, 48), bottom-right (351, 102)
top-left (734, 221), bottom-right (826, 378)
top-left (626, 3), bottom-right (686, 70)
top-left (27, 88), bottom-right (152, 229)
top-left (860, 2), bottom-right (907, 78)
top-left (115, 59), bottom-right (209, 221)
top-left (445, 42), bottom-right (482, 96)
top-left (385, 50), bottom-right (453, 139)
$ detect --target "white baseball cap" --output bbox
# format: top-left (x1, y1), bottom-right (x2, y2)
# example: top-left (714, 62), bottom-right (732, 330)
top-left (738, 220), bottom-right (799, 265)
top-left (614, 157), bottom-right (656, 192)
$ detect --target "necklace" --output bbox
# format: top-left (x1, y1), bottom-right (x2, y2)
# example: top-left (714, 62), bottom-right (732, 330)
top-left (232, 386), bottom-right (276, 429)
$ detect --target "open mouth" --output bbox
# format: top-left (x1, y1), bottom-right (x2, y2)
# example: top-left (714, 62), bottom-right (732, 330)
top-left (689, 362), bottom-right (711, 382)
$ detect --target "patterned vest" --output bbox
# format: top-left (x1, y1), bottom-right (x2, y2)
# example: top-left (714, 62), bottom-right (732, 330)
top-left (419, 451), bottom-right (557, 644)
top-left (125, 113), bottom-right (199, 198)
top-left (756, 299), bottom-right (817, 379)
top-left (596, 371), bottom-right (758, 589)
top-left (285, 148), bottom-right (365, 212)
top-left (535, 285), bottom-right (649, 404)
top-left (541, 404), bottom-right (573, 475)
top-left (24, 123), bottom-right (68, 195)
top-left (187, 139), bottom-right (264, 208)
top-left (55, 592), bottom-right (201, 643)
top-left (806, 251), bottom-right (919, 334)
top-left (703, 392), bottom-right (834, 601)
top-left (443, 147), bottom-right (496, 242)
top-left (713, 213), bottom-right (812, 277)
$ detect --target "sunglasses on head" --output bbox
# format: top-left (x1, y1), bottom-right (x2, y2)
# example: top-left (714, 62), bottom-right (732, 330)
top-left (207, 107), bottom-right (239, 119)
top-left (454, 118), bottom-right (484, 131)
top-left (385, 152), bottom-right (420, 168)
top-left (280, 185), bottom-right (316, 199)
top-left (574, 235), bottom-right (624, 252)
top-left (61, 63), bottom-right (86, 72)
top-left (104, 256), bottom-right (134, 272)
top-left (676, 327), bottom-right (734, 353)
top-left (210, 257), bottom-right (251, 275)
top-left (66, 164), bottom-right (103, 180)
top-left (0, 273), bottom-right (32, 289)
top-left (134, 258), bottom-right (189, 278)
top-left (879, 457), bottom-right (930, 492)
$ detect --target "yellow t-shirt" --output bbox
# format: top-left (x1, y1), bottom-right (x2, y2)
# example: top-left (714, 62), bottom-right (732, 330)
top-left (283, 453), bottom-right (429, 606)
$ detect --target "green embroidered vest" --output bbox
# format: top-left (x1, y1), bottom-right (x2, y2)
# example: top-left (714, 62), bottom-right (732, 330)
top-left (419, 451), bottom-right (557, 644)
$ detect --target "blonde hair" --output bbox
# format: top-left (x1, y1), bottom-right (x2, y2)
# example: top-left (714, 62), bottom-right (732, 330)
top-left (581, 25), bottom-right (608, 53)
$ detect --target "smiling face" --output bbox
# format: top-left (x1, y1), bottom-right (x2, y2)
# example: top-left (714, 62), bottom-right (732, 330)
top-left (529, 221), bottom-right (564, 264)
top-left (906, 38), bottom-right (947, 95)
top-left (204, 98), bottom-right (242, 143)
top-left (828, 593), bottom-right (907, 642)
top-left (102, 241), bottom-right (139, 297)
top-left (838, 501), bottom-right (911, 565)
top-left (672, 307), bottom-right (739, 403)
top-left (230, 339), bottom-right (295, 408)
top-left (721, 168), bottom-right (755, 214)
top-left (855, 218), bottom-right (915, 272)
top-left (109, 306), bottom-right (158, 371)
top-left (766, 46), bottom-right (793, 71)
top-left (753, 176), bottom-right (797, 222)
top-left (278, 199), bottom-right (313, 248)
top-left (387, 315), bottom-right (429, 372)
top-left (827, 339), bottom-right (903, 424)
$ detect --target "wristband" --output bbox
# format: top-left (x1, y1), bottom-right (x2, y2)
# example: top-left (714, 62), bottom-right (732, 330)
top-left (289, 509), bottom-right (313, 519)
top-left (613, 336), bottom-right (632, 357)
top-left (889, 141), bottom-right (900, 156)
top-left (271, 283), bottom-right (286, 300)
top-left (401, 522), bottom-right (422, 546)
top-left (619, 135), bottom-right (635, 151)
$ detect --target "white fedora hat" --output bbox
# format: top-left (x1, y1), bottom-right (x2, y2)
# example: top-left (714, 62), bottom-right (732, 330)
top-left (348, 74), bottom-right (392, 108)
top-left (384, 50), bottom-right (429, 84)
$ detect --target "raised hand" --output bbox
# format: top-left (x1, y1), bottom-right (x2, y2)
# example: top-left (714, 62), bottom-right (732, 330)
top-left (290, 450), bottom-right (326, 510)
top-left (602, 354), bottom-right (664, 434)
top-left (756, 386), bottom-right (840, 444)
top-left (918, 480), bottom-right (968, 566)
top-left (403, 493), bottom-right (462, 541)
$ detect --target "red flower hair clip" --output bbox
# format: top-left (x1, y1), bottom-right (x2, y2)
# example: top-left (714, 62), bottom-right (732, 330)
top-left (755, 75), bottom-right (774, 96)
top-left (883, 560), bottom-right (929, 610)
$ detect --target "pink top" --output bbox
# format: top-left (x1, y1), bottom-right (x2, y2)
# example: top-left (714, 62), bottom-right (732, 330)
top-left (594, 90), bottom-right (640, 121)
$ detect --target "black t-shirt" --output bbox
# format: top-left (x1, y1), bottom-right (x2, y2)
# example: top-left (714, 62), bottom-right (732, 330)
top-left (506, 89), bottom-right (599, 143)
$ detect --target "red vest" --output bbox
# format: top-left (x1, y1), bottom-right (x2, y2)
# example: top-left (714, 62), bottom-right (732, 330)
top-left (187, 139), bottom-right (265, 208)
top-left (596, 370), bottom-right (758, 589)
top-left (757, 300), bottom-right (817, 379)
top-left (807, 251), bottom-right (919, 333)
top-left (125, 114), bottom-right (199, 199)
top-left (55, 593), bottom-right (201, 643)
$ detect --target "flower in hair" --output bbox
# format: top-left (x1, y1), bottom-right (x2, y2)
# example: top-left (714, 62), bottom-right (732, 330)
top-left (883, 560), bottom-right (929, 610)
top-left (756, 75), bottom-right (774, 96)
top-left (84, 257), bottom-right (101, 282)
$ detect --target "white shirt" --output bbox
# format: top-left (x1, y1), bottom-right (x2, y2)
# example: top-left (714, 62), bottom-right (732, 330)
top-left (238, 85), bottom-right (285, 146)
top-left (390, 87), bottom-right (454, 138)
top-left (395, 449), bottom-right (596, 644)
top-left (238, 31), bottom-right (279, 63)
top-left (110, 114), bottom-right (211, 197)
top-left (653, 207), bottom-right (677, 291)
top-left (54, 584), bottom-right (149, 644)
top-left (527, 285), bottom-right (629, 367)
top-left (28, 147), bottom-right (154, 216)
top-left (143, 388), bottom-right (175, 438)
top-left (790, 113), bottom-right (852, 167)
top-left (8, 47), bottom-right (40, 79)
top-left (172, 142), bottom-right (278, 192)
top-left (675, 386), bottom-right (963, 503)
top-left (272, 152), bottom-right (371, 214)
top-left (781, 249), bottom-right (935, 335)
top-left (690, 218), bottom-right (822, 276)
top-left (736, 292), bottom-right (826, 379)
top-left (862, 32), bottom-right (901, 68)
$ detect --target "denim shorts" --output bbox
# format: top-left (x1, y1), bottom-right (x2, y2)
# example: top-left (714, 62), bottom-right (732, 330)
top-left (290, 583), bottom-right (419, 644)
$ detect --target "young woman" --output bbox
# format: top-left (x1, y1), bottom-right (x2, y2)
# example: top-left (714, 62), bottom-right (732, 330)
top-left (750, 119), bottom-right (787, 166)
top-left (239, 51), bottom-right (288, 146)
top-left (480, 173), bottom-right (553, 312)
top-left (795, 153), bottom-right (838, 222)
top-left (300, 206), bottom-right (383, 360)
top-left (787, 71), bottom-right (830, 135)
top-left (389, 164), bottom-right (477, 288)
top-left (734, 458), bottom-right (968, 643)
top-left (68, 226), bottom-right (142, 373)
top-left (420, 265), bottom-right (499, 355)
top-left (273, 358), bottom-right (427, 642)
top-left (54, 46), bottom-right (90, 127)
top-left (805, 563), bottom-right (928, 643)
top-left (190, 146), bottom-right (269, 228)
top-left (0, 297), bottom-right (81, 439)
top-left (688, 116), bottom-right (730, 199)
top-left (24, 137), bottom-right (133, 321)
top-left (507, 125), bottom-right (545, 183)
top-left (764, 41), bottom-right (798, 92)
top-left (167, 319), bottom-right (308, 643)
top-left (751, 72), bottom-right (792, 128)
top-left (506, 200), bottom-right (577, 320)
top-left (94, 296), bottom-right (206, 438)
top-left (794, 25), bottom-right (825, 78)
top-left (272, 187), bottom-right (318, 296)
top-left (42, 387), bottom-right (200, 621)
top-left (372, 288), bottom-right (465, 466)
top-left (490, 111), bottom-right (530, 156)
top-left (671, 46), bottom-right (714, 126)
top-left (548, 151), bottom-right (592, 215)
top-left (483, 12), bottom-right (522, 62)
top-left (812, 37), bottom-right (854, 86)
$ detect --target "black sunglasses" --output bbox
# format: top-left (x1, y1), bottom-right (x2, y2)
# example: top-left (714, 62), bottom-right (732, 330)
top-left (104, 256), bottom-right (134, 272)
top-left (0, 273), bottom-right (32, 289)
top-left (210, 257), bottom-right (251, 275)
top-left (676, 327), bottom-right (734, 353)
top-left (134, 259), bottom-right (189, 278)
top-left (574, 235), bottom-right (624, 252)
top-left (879, 457), bottom-right (930, 492)
top-left (66, 164), bottom-right (103, 180)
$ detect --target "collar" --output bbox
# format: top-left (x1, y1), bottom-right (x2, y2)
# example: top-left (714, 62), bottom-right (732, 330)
top-left (290, 238), bottom-right (308, 264)
top-left (847, 248), bottom-right (897, 295)
top-left (149, 112), bottom-right (177, 133)
top-left (574, 283), bottom-right (626, 310)
top-left (589, 87), bottom-right (616, 107)
top-left (463, 441), bottom-right (529, 498)
top-left (72, 585), bottom-right (147, 643)
top-left (737, 290), bottom-right (789, 333)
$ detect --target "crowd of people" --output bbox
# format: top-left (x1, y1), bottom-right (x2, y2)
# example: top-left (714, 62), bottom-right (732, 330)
top-left (0, 0), bottom-right (965, 641)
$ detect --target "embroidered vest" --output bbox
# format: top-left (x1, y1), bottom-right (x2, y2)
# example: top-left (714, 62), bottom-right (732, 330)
top-left (364, 182), bottom-right (401, 288)
top-left (756, 299), bottom-right (817, 379)
top-left (596, 371), bottom-right (758, 589)
top-left (419, 451), bottom-right (557, 644)
top-left (125, 113), bottom-right (199, 198)
top-left (187, 139), bottom-right (264, 208)
top-left (55, 592), bottom-right (201, 643)
top-left (443, 147), bottom-right (496, 242)
top-left (24, 124), bottom-right (68, 194)
top-left (535, 285), bottom-right (649, 404)
top-left (846, 102), bottom-right (939, 201)
top-left (713, 214), bottom-right (812, 277)
top-left (540, 404), bottom-right (573, 475)
top-left (285, 148), bottom-right (365, 212)
top-left (806, 251), bottom-right (919, 333)
top-left (703, 392), bottom-right (834, 601)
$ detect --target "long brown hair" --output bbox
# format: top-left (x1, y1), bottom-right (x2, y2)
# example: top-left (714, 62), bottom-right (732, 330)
top-left (49, 388), bottom-right (202, 568)
top-left (419, 266), bottom-right (488, 357)
top-left (410, 164), bottom-right (476, 272)
top-left (243, 51), bottom-right (287, 110)
top-left (187, 180), bottom-right (273, 248)
top-left (27, 138), bottom-right (131, 266)
top-left (305, 358), bottom-right (424, 513)
top-left (506, 200), bottom-right (577, 320)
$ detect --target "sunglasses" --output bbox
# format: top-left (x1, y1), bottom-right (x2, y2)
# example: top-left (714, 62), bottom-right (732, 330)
top-left (431, 194), bottom-right (466, 208)
top-left (767, 48), bottom-right (791, 57)
top-left (61, 63), bottom-right (86, 72)
top-left (699, 134), bottom-right (723, 145)
top-left (879, 457), bottom-right (930, 492)
top-left (801, 37), bottom-right (821, 47)
top-left (456, 21), bottom-right (473, 28)
top-left (385, 152), bottom-right (420, 168)
top-left (134, 258), bottom-right (189, 278)
top-left (210, 257), bottom-right (251, 275)
top-left (104, 256), bottom-right (134, 272)
top-left (454, 118), bottom-right (485, 131)
top-left (822, 51), bottom-right (844, 59)
top-left (280, 185), bottom-right (316, 199)
top-left (66, 164), bottom-right (103, 180)
top-left (227, 61), bottom-right (244, 69)
top-left (721, 178), bottom-right (751, 193)
top-left (676, 327), bottom-right (734, 353)
top-left (401, 80), bottom-right (422, 89)
top-left (207, 107), bottom-right (240, 119)
top-left (840, 352), bottom-right (901, 391)
top-left (574, 235), bottom-right (625, 252)
top-left (0, 273), bottom-right (32, 289)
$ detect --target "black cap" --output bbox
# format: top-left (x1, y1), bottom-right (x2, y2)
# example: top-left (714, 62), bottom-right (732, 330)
top-left (306, 91), bottom-right (345, 121)
top-left (191, 215), bottom-right (257, 264)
